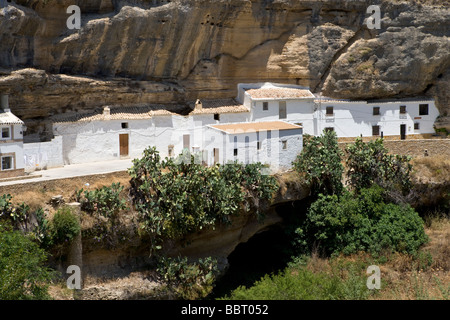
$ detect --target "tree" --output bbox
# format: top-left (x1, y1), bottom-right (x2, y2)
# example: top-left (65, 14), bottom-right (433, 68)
top-left (0, 223), bottom-right (54, 300)
top-left (293, 130), bottom-right (344, 196)
top-left (345, 137), bottom-right (413, 199)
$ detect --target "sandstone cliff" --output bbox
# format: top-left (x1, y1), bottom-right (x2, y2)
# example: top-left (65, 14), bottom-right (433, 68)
top-left (0, 0), bottom-right (449, 135)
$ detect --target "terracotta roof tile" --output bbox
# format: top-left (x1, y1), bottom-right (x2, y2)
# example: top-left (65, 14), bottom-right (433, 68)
top-left (189, 98), bottom-right (249, 115)
top-left (246, 88), bottom-right (314, 99)
top-left (210, 121), bottom-right (302, 134)
top-left (52, 105), bottom-right (179, 123)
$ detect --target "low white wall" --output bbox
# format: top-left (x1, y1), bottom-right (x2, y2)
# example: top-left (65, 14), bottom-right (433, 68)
top-left (23, 136), bottom-right (63, 171)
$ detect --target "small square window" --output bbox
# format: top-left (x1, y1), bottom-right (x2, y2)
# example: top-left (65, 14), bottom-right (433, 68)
top-left (1, 156), bottom-right (12, 171)
top-left (121, 122), bottom-right (129, 129)
top-left (214, 113), bottom-right (220, 121)
top-left (325, 127), bottom-right (334, 133)
top-left (1, 127), bottom-right (10, 139)
top-left (414, 123), bottom-right (420, 130)
top-left (282, 140), bottom-right (287, 150)
top-left (372, 125), bottom-right (380, 136)
top-left (263, 102), bottom-right (269, 111)
top-left (400, 105), bottom-right (406, 114)
top-left (326, 106), bottom-right (334, 116)
top-left (419, 104), bottom-right (429, 116)
top-left (234, 149), bottom-right (238, 156)
top-left (373, 107), bottom-right (380, 115)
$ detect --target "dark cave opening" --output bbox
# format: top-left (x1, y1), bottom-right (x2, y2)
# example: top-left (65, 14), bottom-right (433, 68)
top-left (208, 200), bottom-right (310, 299)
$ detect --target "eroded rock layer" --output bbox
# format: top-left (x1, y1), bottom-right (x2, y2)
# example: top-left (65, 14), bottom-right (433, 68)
top-left (0, 0), bottom-right (449, 130)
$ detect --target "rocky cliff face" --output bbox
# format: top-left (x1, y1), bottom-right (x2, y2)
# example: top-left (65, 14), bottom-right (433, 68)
top-left (0, 0), bottom-right (449, 132)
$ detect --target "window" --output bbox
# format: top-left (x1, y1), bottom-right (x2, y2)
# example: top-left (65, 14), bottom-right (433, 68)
top-left (1, 156), bottom-right (12, 171)
top-left (326, 106), bottom-right (334, 116)
top-left (282, 140), bottom-right (287, 150)
top-left (263, 102), bottom-right (269, 111)
top-left (1, 127), bottom-right (10, 139)
top-left (400, 105), bottom-right (406, 114)
top-left (325, 127), bottom-right (334, 133)
top-left (373, 107), bottom-right (380, 115)
top-left (372, 125), bottom-right (380, 136)
top-left (419, 104), bottom-right (429, 115)
top-left (121, 122), bottom-right (129, 129)
top-left (214, 113), bottom-right (220, 121)
top-left (257, 141), bottom-right (261, 150)
top-left (279, 101), bottom-right (287, 119)
top-left (414, 123), bottom-right (420, 130)
top-left (168, 145), bottom-right (174, 157)
top-left (234, 149), bottom-right (238, 156)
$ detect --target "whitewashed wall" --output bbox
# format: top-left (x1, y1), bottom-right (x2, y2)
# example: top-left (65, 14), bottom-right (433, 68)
top-left (23, 136), bottom-right (63, 171)
top-left (0, 142), bottom-right (24, 170)
top-left (315, 100), bottom-right (439, 138)
top-left (203, 126), bottom-right (303, 172)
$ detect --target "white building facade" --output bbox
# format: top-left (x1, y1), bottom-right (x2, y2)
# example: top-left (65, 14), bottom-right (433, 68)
top-left (0, 95), bottom-right (25, 179)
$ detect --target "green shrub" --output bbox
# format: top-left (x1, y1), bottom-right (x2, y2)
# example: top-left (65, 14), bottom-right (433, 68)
top-left (345, 137), bottom-right (412, 195)
top-left (220, 263), bottom-right (370, 300)
top-left (129, 147), bottom-right (278, 251)
top-left (0, 223), bottom-right (54, 300)
top-left (293, 130), bottom-right (344, 196)
top-left (157, 256), bottom-right (218, 300)
top-left (50, 207), bottom-right (81, 244)
top-left (294, 186), bottom-right (428, 256)
top-left (76, 183), bottom-right (127, 218)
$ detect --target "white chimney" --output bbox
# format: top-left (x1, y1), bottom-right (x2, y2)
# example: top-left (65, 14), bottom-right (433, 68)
top-left (103, 106), bottom-right (111, 117)
top-left (1, 94), bottom-right (10, 112)
top-left (195, 99), bottom-right (202, 111)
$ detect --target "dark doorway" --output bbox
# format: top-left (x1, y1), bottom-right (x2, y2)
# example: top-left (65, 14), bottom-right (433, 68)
top-left (400, 124), bottom-right (407, 140)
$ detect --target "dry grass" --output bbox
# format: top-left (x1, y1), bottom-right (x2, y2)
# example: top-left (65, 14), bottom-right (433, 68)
top-left (411, 155), bottom-right (450, 183)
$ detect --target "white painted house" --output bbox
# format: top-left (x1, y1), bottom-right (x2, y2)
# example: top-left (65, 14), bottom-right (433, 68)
top-left (236, 82), bottom-right (440, 140)
top-left (0, 81), bottom-right (434, 176)
top-left (313, 97), bottom-right (440, 140)
top-left (203, 121), bottom-right (303, 172)
top-left (0, 95), bottom-right (25, 179)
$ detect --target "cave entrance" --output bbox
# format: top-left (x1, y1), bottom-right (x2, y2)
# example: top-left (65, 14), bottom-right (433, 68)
top-left (208, 200), bottom-right (310, 299)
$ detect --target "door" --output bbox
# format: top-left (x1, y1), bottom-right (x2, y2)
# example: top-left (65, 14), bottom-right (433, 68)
top-left (183, 134), bottom-right (190, 150)
top-left (400, 124), bottom-right (406, 140)
top-left (119, 134), bottom-right (129, 157)
top-left (213, 148), bottom-right (219, 164)
top-left (279, 101), bottom-right (287, 119)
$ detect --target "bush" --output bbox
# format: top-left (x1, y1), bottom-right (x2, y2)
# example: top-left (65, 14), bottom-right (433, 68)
top-left (345, 137), bottom-right (412, 196)
top-left (129, 147), bottom-right (278, 251)
top-left (50, 207), bottom-right (81, 244)
top-left (76, 183), bottom-right (127, 218)
top-left (157, 256), bottom-right (218, 300)
top-left (220, 262), bottom-right (370, 300)
top-left (294, 186), bottom-right (428, 256)
top-left (293, 130), bottom-right (344, 196)
top-left (0, 223), bottom-right (54, 300)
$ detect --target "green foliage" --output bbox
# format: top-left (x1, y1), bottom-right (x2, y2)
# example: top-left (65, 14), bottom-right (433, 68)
top-left (33, 208), bottom-right (52, 247)
top-left (345, 137), bottom-right (413, 195)
top-left (0, 223), bottom-right (54, 300)
top-left (76, 183), bottom-right (127, 218)
top-left (50, 207), bottom-right (81, 244)
top-left (294, 186), bottom-right (428, 256)
top-left (220, 259), bottom-right (370, 300)
top-left (293, 130), bottom-right (344, 196)
top-left (129, 147), bottom-right (277, 251)
top-left (0, 194), bottom-right (13, 218)
top-left (157, 256), bottom-right (218, 300)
